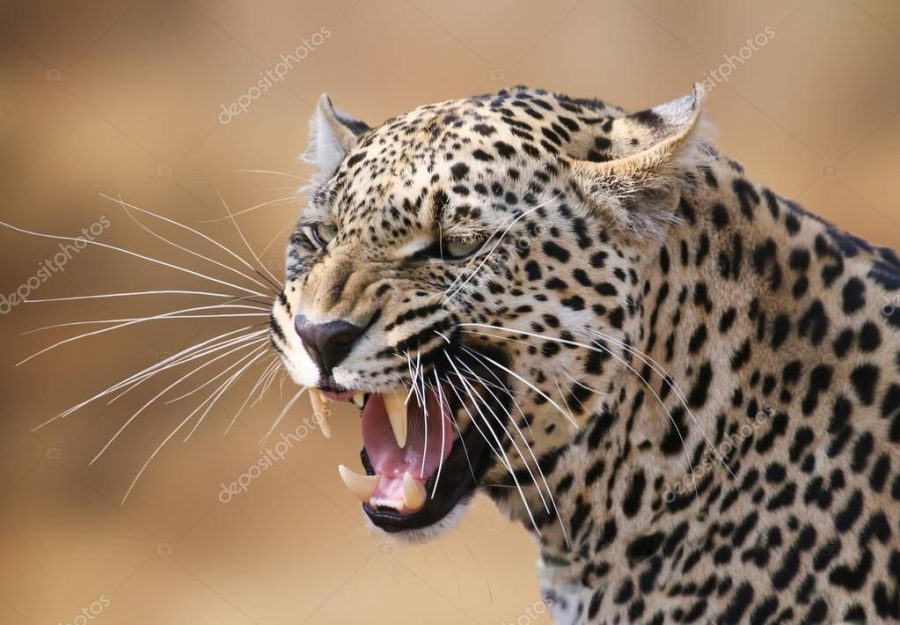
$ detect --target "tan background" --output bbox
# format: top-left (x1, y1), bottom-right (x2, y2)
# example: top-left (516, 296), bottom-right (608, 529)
top-left (1, 1), bottom-right (899, 624)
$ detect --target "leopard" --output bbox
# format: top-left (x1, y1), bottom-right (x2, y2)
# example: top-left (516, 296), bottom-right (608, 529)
top-left (269, 84), bottom-right (900, 624)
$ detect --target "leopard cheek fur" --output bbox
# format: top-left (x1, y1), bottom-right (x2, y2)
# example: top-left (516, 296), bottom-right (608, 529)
top-left (271, 87), bottom-right (900, 624)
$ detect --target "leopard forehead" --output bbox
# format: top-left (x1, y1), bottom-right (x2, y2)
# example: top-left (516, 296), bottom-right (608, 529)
top-left (307, 87), bottom-right (634, 237)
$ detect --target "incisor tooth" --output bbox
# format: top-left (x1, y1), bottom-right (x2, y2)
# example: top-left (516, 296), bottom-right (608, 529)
top-left (402, 471), bottom-right (427, 511)
top-left (352, 392), bottom-right (365, 408)
top-left (383, 390), bottom-right (408, 448)
top-left (310, 390), bottom-right (332, 439)
top-left (338, 464), bottom-right (378, 502)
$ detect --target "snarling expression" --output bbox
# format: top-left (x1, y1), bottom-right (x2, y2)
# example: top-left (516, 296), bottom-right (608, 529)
top-left (269, 87), bottom-right (704, 539)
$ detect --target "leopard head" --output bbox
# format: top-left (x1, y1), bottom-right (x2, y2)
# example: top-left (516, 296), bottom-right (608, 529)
top-left (270, 86), bottom-right (705, 540)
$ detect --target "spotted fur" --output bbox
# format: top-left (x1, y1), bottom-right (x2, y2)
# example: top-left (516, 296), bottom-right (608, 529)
top-left (272, 86), bottom-right (900, 624)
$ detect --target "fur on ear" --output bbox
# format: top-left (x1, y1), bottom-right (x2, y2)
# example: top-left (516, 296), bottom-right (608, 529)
top-left (570, 84), bottom-right (709, 239)
top-left (302, 93), bottom-right (370, 184)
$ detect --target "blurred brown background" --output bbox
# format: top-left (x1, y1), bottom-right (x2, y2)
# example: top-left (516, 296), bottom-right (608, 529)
top-left (0, 1), bottom-right (898, 624)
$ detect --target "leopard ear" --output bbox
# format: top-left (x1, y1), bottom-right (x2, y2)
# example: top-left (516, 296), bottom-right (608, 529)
top-left (571, 84), bottom-right (706, 238)
top-left (302, 93), bottom-right (370, 183)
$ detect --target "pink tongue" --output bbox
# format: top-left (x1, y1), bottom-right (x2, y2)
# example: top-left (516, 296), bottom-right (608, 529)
top-left (361, 389), bottom-right (454, 507)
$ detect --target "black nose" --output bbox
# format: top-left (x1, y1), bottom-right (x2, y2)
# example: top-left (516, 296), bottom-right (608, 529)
top-left (294, 315), bottom-right (366, 375)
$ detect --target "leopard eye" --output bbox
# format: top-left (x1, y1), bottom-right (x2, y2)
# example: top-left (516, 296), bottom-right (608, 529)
top-left (445, 237), bottom-right (483, 259)
top-left (305, 222), bottom-right (337, 249)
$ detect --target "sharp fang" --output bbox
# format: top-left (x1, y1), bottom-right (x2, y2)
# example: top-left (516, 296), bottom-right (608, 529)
top-left (402, 471), bottom-right (427, 511)
top-left (352, 392), bottom-right (365, 408)
top-left (310, 390), bottom-right (332, 439)
top-left (383, 390), bottom-right (408, 448)
top-left (338, 464), bottom-right (378, 502)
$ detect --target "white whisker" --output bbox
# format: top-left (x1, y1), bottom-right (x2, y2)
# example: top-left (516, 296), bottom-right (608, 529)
top-left (460, 324), bottom-right (701, 499)
top-left (120, 205), bottom-right (273, 294)
top-left (90, 337), bottom-right (267, 466)
top-left (444, 352), bottom-right (540, 534)
top-left (223, 357), bottom-right (280, 436)
top-left (18, 304), bottom-right (268, 366)
top-left (24, 289), bottom-right (238, 303)
top-left (182, 345), bottom-right (270, 442)
top-left (456, 336), bottom-right (577, 429)
top-left (0, 219), bottom-right (269, 299)
top-left (101, 193), bottom-right (275, 293)
top-left (199, 195), bottom-right (296, 223)
top-left (431, 370), bottom-right (448, 496)
top-left (217, 193), bottom-right (282, 287)
top-left (233, 169), bottom-right (303, 180)
top-left (31, 327), bottom-right (260, 431)
top-left (166, 343), bottom-right (269, 405)
top-left (259, 386), bottom-right (308, 446)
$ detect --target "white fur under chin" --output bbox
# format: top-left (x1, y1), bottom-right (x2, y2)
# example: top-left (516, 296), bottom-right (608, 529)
top-left (363, 497), bottom-right (472, 545)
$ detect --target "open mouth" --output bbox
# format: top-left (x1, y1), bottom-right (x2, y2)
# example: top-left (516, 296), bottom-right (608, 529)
top-left (310, 356), bottom-right (503, 533)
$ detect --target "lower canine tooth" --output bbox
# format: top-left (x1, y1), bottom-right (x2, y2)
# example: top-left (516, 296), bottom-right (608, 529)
top-left (338, 465), bottom-right (378, 502)
top-left (402, 471), bottom-right (427, 511)
top-left (383, 391), bottom-right (408, 448)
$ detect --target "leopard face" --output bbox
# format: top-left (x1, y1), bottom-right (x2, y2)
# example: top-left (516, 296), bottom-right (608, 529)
top-left (269, 87), bottom-right (704, 539)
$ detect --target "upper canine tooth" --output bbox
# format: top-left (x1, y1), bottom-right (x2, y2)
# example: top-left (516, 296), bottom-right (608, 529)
top-left (383, 391), bottom-right (408, 448)
top-left (352, 392), bottom-right (365, 408)
top-left (310, 390), bottom-right (332, 439)
top-left (402, 471), bottom-right (427, 511)
top-left (338, 464), bottom-right (378, 503)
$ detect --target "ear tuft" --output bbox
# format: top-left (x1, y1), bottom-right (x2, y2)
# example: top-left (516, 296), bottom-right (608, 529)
top-left (301, 93), bottom-right (369, 184)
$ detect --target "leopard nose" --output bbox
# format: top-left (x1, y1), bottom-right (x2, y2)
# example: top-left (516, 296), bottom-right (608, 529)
top-left (294, 315), bottom-right (366, 375)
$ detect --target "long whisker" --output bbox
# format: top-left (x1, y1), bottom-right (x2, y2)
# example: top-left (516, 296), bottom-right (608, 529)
top-left (120, 205), bottom-right (273, 294)
top-left (456, 338), bottom-right (577, 429)
top-left (454, 356), bottom-right (550, 514)
top-left (442, 354), bottom-right (509, 472)
top-left (442, 197), bottom-right (554, 303)
top-left (121, 351), bottom-right (262, 504)
top-left (460, 324), bottom-right (701, 499)
top-left (166, 343), bottom-right (269, 405)
top-left (106, 330), bottom-right (269, 404)
top-left (0, 219), bottom-right (268, 299)
top-left (223, 357), bottom-right (280, 435)
top-left (198, 195), bottom-right (296, 223)
top-left (182, 345), bottom-right (270, 442)
top-left (31, 327), bottom-right (259, 431)
top-left (24, 289), bottom-right (239, 303)
top-left (18, 304), bottom-right (267, 365)
top-left (259, 217), bottom-right (298, 259)
top-left (585, 328), bottom-right (736, 479)
top-left (233, 169), bottom-right (303, 180)
top-left (24, 305), bottom-right (268, 333)
top-left (217, 193), bottom-right (282, 289)
top-left (91, 337), bottom-right (268, 466)
top-left (444, 352), bottom-right (540, 534)
top-left (259, 386), bottom-right (308, 446)
top-left (431, 370), bottom-right (448, 496)
top-left (102, 193), bottom-right (276, 293)
top-left (474, 360), bottom-right (570, 548)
